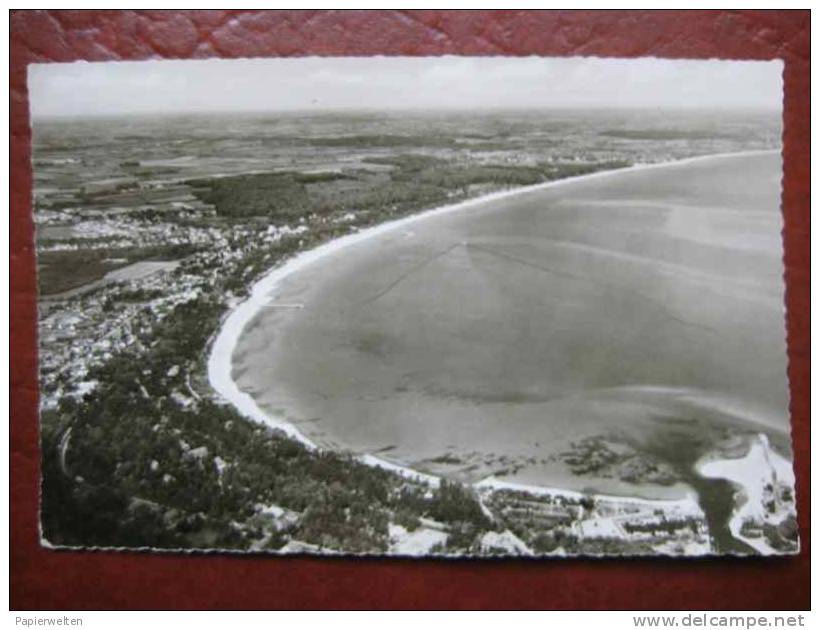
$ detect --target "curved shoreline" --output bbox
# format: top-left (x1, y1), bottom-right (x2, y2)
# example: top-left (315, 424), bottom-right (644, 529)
top-left (697, 433), bottom-right (797, 555)
top-left (207, 148), bottom-right (779, 496)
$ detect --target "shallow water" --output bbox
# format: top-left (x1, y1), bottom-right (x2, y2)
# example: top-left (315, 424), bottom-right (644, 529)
top-left (232, 152), bottom-right (790, 498)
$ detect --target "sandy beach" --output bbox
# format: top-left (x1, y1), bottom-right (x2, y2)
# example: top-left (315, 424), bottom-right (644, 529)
top-left (698, 433), bottom-right (797, 554)
top-left (208, 150), bottom-right (788, 515)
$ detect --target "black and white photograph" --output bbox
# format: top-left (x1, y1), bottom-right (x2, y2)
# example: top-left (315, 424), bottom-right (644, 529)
top-left (31, 55), bottom-right (796, 557)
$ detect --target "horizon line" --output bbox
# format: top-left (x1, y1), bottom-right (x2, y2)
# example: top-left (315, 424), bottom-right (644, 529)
top-left (31, 103), bottom-right (783, 122)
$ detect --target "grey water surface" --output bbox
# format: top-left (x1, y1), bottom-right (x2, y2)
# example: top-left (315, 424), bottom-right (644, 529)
top-left (232, 152), bottom-right (789, 498)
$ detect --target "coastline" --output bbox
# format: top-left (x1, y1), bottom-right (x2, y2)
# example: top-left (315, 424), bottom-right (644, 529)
top-left (474, 476), bottom-right (703, 513)
top-left (207, 148), bottom-right (781, 502)
top-left (697, 434), bottom-right (797, 555)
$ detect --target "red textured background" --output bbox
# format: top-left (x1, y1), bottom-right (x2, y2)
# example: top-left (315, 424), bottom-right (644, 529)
top-left (10, 10), bottom-right (810, 610)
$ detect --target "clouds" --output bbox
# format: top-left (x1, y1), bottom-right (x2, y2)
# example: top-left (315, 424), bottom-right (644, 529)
top-left (28, 55), bottom-right (782, 118)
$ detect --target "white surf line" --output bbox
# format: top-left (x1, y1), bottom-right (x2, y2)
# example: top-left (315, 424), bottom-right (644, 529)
top-left (261, 301), bottom-right (304, 309)
top-left (207, 148), bottom-right (779, 491)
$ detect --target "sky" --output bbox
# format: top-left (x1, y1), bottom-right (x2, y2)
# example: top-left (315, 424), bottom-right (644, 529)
top-left (28, 56), bottom-right (783, 119)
